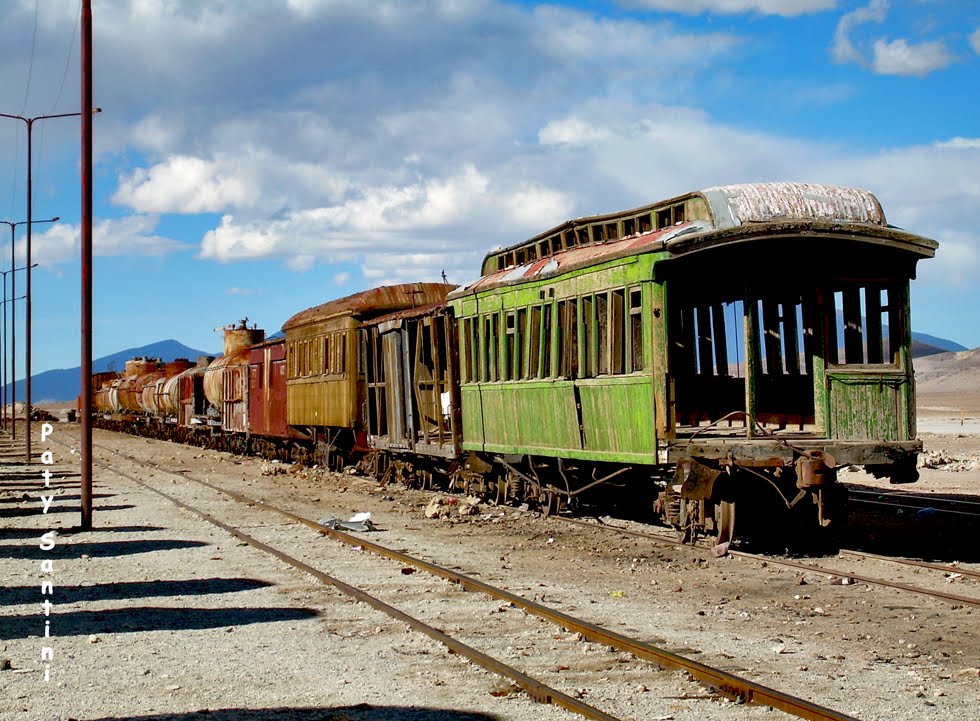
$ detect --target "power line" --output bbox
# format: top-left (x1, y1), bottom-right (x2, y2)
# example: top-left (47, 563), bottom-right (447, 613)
top-left (50, 1), bottom-right (82, 114)
top-left (20, 0), bottom-right (40, 115)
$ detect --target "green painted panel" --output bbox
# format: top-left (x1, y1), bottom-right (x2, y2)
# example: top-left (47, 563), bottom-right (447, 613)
top-left (578, 376), bottom-right (656, 454)
top-left (827, 373), bottom-right (909, 441)
top-left (460, 385), bottom-right (484, 446)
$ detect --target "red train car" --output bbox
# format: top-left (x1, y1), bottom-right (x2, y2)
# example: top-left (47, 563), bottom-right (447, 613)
top-left (248, 337), bottom-right (290, 459)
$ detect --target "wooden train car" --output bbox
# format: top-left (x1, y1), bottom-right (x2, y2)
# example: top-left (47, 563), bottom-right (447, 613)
top-left (281, 283), bottom-right (455, 464)
top-left (360, 299), bottom-right (462, 481)
top-left (448, 182), bottom-right (937, 538)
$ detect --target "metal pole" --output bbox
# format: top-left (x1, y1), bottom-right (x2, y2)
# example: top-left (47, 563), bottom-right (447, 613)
top-left (81, 0), bottom-right (94, 529)
top-left (9, 225), bottom-right (14, 440)
top-left (25, 119), bottom-right (33, 462)
top-left (0, 274), bottom-right (5, 432)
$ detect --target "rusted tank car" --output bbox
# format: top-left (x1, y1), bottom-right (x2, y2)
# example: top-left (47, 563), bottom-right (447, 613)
top-left (117, 358), bottom-right (164, 414)
top-left (177, 356), bottom-right (214, 432)
top-left (282, 283), bottom-right (453, 465)
top-left (202, 321), bottom-right (264, 449)
top-left (360, 299), bottom-right (462, 482)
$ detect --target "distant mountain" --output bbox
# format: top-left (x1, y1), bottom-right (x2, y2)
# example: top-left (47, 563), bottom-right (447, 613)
top-left (910, 332), bottom-right (967, 356)
top-left (4, 339), bottom-right (217, 404)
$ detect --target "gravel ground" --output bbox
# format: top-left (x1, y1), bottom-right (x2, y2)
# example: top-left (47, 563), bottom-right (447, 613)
top-left (2, 416), bottom-right (979, 721)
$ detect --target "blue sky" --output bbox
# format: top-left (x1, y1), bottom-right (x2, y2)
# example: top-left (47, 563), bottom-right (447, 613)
top-left (0, 0), bottom-right (977, 377)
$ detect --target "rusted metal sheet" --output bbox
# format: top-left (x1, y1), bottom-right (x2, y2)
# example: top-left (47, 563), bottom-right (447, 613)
top-left (140, 374), bottom-right (166, 415)
top-left (248, 338), bottom-right (287, 439)
top-left (203, 348), bottom-right (251, 430)
top-left (454, 223), bottom-right (693, 299)
top-left (283, 283), bottom-right (453, 331)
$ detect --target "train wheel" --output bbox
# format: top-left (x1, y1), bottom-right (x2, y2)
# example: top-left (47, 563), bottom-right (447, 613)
top-left (714, 499), bottom-right (736, 546)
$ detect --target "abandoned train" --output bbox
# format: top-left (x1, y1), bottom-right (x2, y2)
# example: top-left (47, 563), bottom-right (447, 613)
top-left (90, 182), bottom-right (938, 542)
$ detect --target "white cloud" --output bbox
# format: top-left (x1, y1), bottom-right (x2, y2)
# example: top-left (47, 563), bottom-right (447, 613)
top-left (831, 1), bottom-right (953, 77)
top-left (114, 155), bottom-right (258, 213)
top-left (832, 0), bottom-right (888, 65)
top-left (539, 117), bottom-right (611, 147)
top-left (871, 37), bottom-right (954, 76)
top-left (28, 215), bottom-right (189, 265)
top-left (225, 287), bottom-right (257, 296)
top-left (623, 0), bottom-right (835, 16)
top-left (971, 27), bottom-right (980, 55)
top-left (198, 165), bottom-right (575, 278)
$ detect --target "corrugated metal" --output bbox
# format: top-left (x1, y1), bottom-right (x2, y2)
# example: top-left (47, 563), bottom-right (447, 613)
top-left (702, 182), bottom-right (885, 228)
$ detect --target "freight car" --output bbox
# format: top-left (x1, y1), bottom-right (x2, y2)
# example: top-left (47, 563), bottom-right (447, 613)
top-left (91, 182), bottom-right (937, 544)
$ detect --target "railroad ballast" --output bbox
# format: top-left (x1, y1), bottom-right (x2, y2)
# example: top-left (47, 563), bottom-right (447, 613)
top-left (89, 182), bottom-right (938, 544)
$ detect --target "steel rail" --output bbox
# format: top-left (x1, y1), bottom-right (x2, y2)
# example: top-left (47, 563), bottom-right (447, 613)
top-left (558, 517), bottom-right (980, 608)
top-left (81, 454), bottom-right (623, 721)
top-left (838, 549), bottom-right (980, 581)
top-left (848, 496), bottom-right (980, 518)
top-left (81, 435), bottom-right (859, 721)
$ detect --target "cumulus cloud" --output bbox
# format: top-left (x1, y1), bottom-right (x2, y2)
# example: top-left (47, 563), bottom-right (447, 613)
top-left (29, 215), bottom-right (189, 265)
top-left (871, 37), bottom-right (954, 76)
top-left (969, 26), bottom-right (980, 55)
top-left (198, 164), bottom-right (574, 279)
top-left (622, 0), bottom-right (836, 16)
top-left (832, 0), bottom-right (889, 66)
top-left (832, 0), bottom-right (954, 76)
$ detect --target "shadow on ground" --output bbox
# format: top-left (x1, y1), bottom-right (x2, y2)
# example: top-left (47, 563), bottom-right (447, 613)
top-left (1, 577), bottom-right (272, 606)
top-left (81, 707), bottom-right (500, 721)
top-left (1, 605), bottom-right (318, 639)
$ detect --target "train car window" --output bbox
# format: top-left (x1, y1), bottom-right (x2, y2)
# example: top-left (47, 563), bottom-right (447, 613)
top-left (581, 295), bottom-right (595, 378)
top-left (504, 311), bottom-right (516, 381)
top-left (826, 284), bottom-right (896, 366)
top-left (597, 293), bottom-right (609, 375)
top-left (526, 307), bottom-right (541, 379)
top-left (558, 298), bottom-right (579, 378)
top-left (656, 208), bottom-right (671, 229)
top-left (515, 308), bottom-right (527, 380)
top-left (628, 287), bottom-right (644, 372)
top-left (542, 303), bottom-right (554, 377)
top-left (467, 318), bottom-right (478, 382)
top-left (611, 290), bottom-right (625, 374)
top-left (490, 313), bottom-right (502, 382)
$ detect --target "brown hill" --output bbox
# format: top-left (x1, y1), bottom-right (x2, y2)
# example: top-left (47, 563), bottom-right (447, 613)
top-left (914, 348), bottom-right (980, 415)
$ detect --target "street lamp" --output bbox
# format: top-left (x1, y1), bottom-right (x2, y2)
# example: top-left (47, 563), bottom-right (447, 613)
top-left (1, 108), bottom-right (99, 460)
top-left (0, 220), bottom-right (56, 440)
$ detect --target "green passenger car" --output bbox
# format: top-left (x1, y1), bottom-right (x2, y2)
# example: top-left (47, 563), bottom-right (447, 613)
top-left (448, 182), bottom-right (937, 539)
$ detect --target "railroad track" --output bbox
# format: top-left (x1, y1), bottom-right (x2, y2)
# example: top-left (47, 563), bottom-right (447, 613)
top-left (555, 517), bottom-right (980, 609)
top-left (847, 487), bottom-right (980, 519)
top-left (54, 430), bottom-right (861, 721)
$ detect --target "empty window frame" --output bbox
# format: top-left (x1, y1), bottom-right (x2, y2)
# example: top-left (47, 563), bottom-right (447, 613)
top-left (829, 284), bottom-right (897, 365)
top-left (557, 298), bottom-right (579, 378)
top-left (526, 306), bottom-right (542, 379)
top-left (580, 295), bottom-right (595, 377)
top-left (628, 286), bottom-right (644, 372)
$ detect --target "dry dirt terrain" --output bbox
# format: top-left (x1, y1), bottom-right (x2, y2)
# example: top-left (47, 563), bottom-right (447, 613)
top-left (1, 350), bottom-right (978, 721)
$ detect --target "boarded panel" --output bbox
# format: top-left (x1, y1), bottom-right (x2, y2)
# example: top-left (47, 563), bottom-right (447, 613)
top-left (828, 373), bottom-right (907, 441)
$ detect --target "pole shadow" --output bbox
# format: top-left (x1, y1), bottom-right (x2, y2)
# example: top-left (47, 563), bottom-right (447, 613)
top-left (1, 577), bottom-right (272, 606)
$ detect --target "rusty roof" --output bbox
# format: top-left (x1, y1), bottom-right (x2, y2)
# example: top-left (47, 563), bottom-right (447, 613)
top-left (282, 283), bottom-right (455, 331)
